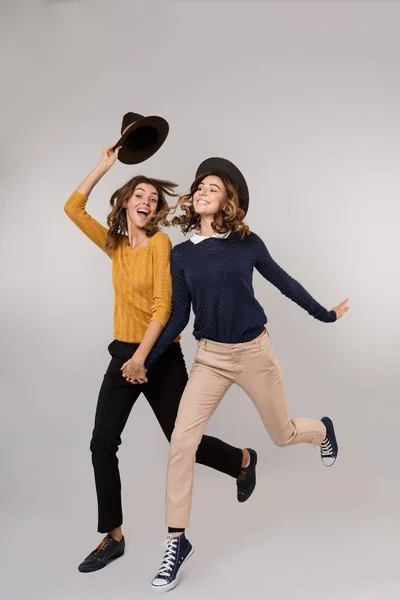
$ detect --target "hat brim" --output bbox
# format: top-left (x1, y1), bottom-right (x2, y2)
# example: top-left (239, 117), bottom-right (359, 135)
top-left (114, 116), bottom-right (169, 165)
top-left (195, 157), bottom-right (249, 215)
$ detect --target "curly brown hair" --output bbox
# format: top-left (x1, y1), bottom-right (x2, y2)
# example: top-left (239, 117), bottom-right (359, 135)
top-left (105, 175), bottom-right (177, 254)
top-left (169, 171), bottom-right (251, 238)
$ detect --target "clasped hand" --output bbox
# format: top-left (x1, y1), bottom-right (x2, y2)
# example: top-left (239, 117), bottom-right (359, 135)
top-left (121, 355), bottom-right (148, 384)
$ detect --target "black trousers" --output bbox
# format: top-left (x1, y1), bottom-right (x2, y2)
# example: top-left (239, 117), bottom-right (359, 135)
top-left (91, 340), bottom-right (243, 533)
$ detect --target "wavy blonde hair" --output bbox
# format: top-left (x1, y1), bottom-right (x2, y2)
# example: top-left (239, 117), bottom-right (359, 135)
top-left (169, 172), bottom-right (250, 239)
top-left (105, 175), bottom-right (177, 254)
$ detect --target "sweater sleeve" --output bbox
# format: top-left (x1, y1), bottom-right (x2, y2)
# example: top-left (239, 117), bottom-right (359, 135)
top-left (253, 233), bottom-right (336, 323)
top-left (151, 233), bottom-right (173, 327)
top-left (146, 247), bottom-right (192, 366)
top-left (64, 191), bottom-right (109, 255)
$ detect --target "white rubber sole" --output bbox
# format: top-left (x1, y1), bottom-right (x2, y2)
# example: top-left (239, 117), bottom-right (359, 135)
top-left (151, 547), bottom-right (195, 593)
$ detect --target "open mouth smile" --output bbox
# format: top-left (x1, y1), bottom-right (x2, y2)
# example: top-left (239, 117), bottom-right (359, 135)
top-left (136, 208), bottom-right (150, 218)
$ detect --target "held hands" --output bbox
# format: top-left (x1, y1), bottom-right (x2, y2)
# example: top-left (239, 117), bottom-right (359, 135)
top-left (332, 298), bottom-right (350, 320)
top-left (98, 145), bottom-right (122, 172)
top-left (121, 354), bottom-right (148, 385)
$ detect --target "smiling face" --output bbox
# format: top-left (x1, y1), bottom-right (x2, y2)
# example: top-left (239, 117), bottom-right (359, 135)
top-left (192, 175), bottom-right (227, 217)
top-left (124, 182), bottom-right (159, 229)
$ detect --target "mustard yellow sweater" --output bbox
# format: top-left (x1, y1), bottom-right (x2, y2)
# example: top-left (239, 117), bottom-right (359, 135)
top-left (64, 191), bottom-right (174, 343)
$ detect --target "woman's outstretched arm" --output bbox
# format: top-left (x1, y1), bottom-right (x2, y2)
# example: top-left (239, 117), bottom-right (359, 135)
top-left (64, 145), bottom-right (120, 254)
top-left (253, 233), bottom-right (349, 321)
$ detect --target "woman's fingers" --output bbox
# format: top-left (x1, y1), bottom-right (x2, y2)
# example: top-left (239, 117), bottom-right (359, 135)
top-left (125, 376), bottom-right (148, 385)
top-left (333, 298), bottom-right (351, 319)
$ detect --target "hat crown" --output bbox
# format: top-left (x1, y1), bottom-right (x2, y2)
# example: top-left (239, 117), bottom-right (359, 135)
top-left (121, 112), bottom-right (145, 135)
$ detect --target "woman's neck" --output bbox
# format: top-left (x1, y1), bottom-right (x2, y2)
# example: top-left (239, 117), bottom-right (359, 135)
top-left (127, 220), bottom-right (148, 249)
top-left (199, 215), bottom-right (218, 237)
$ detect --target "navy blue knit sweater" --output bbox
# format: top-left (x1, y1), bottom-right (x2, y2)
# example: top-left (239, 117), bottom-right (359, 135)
top-left (147, 232), bottom-right (336, 365)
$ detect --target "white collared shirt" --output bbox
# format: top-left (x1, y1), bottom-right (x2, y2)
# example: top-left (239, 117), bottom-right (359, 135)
top-left (190, 231), bottom-right (230, 245)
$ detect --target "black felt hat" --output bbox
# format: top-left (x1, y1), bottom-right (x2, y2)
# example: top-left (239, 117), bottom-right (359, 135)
top-left (195, 157), bottom-right (249, 215)
top-left (113, 112), bottom-right (169, 165)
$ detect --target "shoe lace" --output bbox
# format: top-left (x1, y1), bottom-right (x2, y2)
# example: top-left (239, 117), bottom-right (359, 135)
top-left (320, 437), bottom-right (333, 457)
top-left (238, 469), bottom-right (247, 482)
top-left (95, 535), bottom-right (112, 553)
top-left (157, 535), bottom-right (178, 577)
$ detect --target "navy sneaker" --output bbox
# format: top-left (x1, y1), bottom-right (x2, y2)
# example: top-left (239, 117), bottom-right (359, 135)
top-left (78, 534), bottom-right (125, 573)
top-left (320, 416), bottom-right (338, 467)
top-left (237, 448), bottom-right (257, 503)
top-left (151, 534), bottom-right (194, 592)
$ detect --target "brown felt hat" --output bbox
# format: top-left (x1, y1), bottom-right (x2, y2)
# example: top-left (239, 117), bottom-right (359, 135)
top-left (113, 112), bottom-right (169, 164)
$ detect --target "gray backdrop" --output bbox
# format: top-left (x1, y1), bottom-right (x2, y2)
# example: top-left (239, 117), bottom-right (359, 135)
top-left (1, 1), bottom-right (399, 599)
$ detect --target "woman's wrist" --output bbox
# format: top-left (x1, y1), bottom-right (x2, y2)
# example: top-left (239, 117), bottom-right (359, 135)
top-left (131, 351), bottom-right (147, 363)
top-left (94, 162), bottom-right (110, 177)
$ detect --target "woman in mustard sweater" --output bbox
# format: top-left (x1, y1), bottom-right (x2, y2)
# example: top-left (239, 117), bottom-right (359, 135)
top-left (64, 146), bottom-right (256, 573)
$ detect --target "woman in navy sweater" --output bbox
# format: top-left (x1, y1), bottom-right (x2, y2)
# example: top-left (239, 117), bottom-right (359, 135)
top-left (123, 157), bottom-right (350, 592)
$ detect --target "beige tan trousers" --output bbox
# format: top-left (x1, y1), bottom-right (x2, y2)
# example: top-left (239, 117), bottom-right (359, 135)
top-left (166, 331), bottom-right (326, 528)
